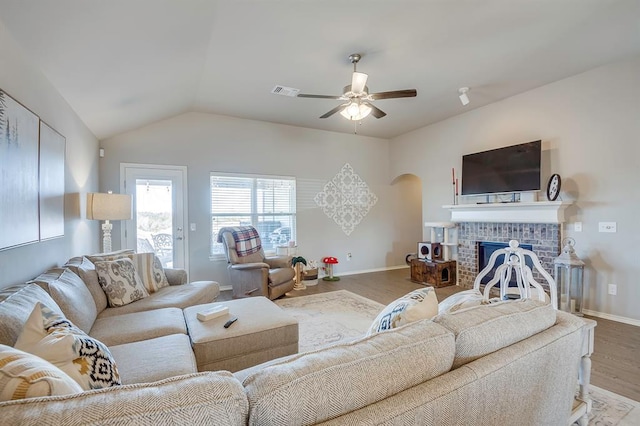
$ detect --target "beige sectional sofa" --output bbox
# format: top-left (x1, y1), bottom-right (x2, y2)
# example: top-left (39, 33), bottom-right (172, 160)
top-left (1, 259), bottom-right (587, 426)
top-left (0, 254), bottom-right (220, 388)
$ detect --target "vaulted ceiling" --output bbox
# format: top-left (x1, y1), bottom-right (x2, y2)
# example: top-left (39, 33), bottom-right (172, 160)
top-left (1, 0), bottom-right (639, 140)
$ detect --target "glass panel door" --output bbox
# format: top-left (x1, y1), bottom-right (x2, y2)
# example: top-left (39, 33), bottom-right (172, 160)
top-left (135, 179), bottom-right (174, 267)
top-left (121, 164), bottom-right (187, 270)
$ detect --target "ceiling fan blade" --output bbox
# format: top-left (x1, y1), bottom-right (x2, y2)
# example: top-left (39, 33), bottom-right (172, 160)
top-left (351, 72), bottom-right (368, 94)
top-left (369, 89), bottom-right (417, 100)
top-left (368, 103), bottom-right (387, 119)
top-left (320, 104), bottom-right (347, 119)
top-left (297, 93), bottom-right (343, 99)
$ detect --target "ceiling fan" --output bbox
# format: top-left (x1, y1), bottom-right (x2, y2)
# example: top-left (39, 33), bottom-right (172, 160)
top-left (297, 53), bottom-right (417, 121)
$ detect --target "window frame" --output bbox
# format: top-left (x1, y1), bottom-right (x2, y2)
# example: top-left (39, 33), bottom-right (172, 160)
top-left (209, 171), bottom-right (296, 260)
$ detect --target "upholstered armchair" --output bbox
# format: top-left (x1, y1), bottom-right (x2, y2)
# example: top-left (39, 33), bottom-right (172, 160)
top-left (217, 226), bottom-right (295, 300)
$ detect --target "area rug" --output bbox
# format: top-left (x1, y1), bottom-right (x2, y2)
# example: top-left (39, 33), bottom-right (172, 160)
top-left (579, 385), bottom-right (640, 425)
top-left (275, 290), bottom-right (384, 352)
top-left (276, 290), bottom-right (639, 425)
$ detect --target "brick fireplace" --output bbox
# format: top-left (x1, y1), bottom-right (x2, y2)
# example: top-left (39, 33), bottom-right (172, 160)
top-left (456, 222), bottom-right (561, 289)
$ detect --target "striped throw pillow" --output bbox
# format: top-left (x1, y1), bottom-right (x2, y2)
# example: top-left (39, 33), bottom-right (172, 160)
top-left (0, 344), bottom-right (82, 401)
top-left (127, 253), bottom-right (169, 293)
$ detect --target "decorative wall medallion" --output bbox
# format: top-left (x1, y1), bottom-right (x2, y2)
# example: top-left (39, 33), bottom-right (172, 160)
top-left (314, 163), bottom-right (378, 235)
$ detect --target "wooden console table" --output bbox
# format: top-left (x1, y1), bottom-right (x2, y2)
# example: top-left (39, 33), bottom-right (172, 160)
top-left (569, 318), bottom-right (597, 426)
top-left (410, 259), bottom-right (456, 287)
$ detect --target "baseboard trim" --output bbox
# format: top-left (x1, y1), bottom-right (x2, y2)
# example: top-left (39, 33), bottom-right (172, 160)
top-left (582, 309), bottom-right (640, 327)
top-left (325, 264), bottom-right (409, 278)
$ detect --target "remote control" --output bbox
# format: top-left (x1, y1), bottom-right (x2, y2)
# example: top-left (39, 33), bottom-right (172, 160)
top-left (223, 317), bottom-right (238, 328)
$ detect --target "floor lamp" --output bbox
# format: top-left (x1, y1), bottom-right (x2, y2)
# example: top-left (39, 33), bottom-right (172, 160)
top-left (87, 191), bottom-right (132, 253)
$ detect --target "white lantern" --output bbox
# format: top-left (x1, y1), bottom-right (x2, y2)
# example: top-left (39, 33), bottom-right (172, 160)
top-left (553, 238), bottom-right (585, 316)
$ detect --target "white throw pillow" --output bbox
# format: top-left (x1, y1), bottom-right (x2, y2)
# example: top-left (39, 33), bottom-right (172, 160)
top-left (0, 344), bottom-right (83, 401)
top-left (15, 302), bottom-right (121, 390)
top-left (94, 258), bottom-right (149, 307)
top-left (438, 289), bottom-right (487, 314)
top-left (127, 252), bottom-right (169, 293)
top-left (367, 287), bottom-right (439, 335)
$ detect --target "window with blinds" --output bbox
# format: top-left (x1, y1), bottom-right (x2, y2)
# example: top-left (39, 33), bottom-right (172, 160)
top-left (210, 173), bottom-right (296, 258)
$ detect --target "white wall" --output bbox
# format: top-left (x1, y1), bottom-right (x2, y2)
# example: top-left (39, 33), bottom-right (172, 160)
top-left (100, 112), bottom-right (421, 286)
top-left (391, 56), bottom-right (640, 321)
top-left (0, 20), bottom-right (100, 288)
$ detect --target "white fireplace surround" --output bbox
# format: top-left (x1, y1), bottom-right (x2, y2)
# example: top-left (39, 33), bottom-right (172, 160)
top-left (443, 201), bottom-right (571, 224)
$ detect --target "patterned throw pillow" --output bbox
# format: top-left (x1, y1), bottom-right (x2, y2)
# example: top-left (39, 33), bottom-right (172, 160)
top-left (0, 344), bottom-right (83, 401)
top-left (367, 287), bottom-right (439, 335)
top-left (438, 289), bottom-right (488, 314)
top-left (127, 253), bottom-right (169, 293)
top-left (94, 258), bottom-right (149, 307)
top-left (14, 303), bottom-right (121, 390)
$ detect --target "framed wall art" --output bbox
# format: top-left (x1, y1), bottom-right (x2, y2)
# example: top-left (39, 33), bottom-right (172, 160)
top-left (39, 121), bottom-right (66, 240)
top-left (0, 89), bottom-right (40, 250)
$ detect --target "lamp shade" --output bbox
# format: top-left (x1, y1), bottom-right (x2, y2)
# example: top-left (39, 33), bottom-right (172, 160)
top-left (86, 192), bottom-right (132, 221)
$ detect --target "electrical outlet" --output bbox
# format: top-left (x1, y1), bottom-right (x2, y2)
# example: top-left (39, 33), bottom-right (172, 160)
top-left (346, 252), bottom-right (352, 261)
top-left (574, 222), bottom-right (582, 232)
top-left (608, 284), bottom-right (617, 295)
top-left (190, 223), bottom-right (196, 231)
top-left (599, 222), bottom-right (617, 233)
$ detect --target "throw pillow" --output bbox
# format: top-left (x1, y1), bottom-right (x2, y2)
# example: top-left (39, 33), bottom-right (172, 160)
top-left (0, 344), bottom-right (83, 401)
top-left (94, 258), bottom-right (149, 307)
top-left (367, 287), bottom-right (439, 335)
top-left (438, 289), bottom-right (488, 314)
top-left (127, 253), bottom-right (169, 293)
top-left (29, 268), bottom-right (98, 333)
top-left (14, 302), bottom-right (121, 390)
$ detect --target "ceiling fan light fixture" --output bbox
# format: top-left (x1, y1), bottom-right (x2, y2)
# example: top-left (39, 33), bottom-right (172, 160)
top-left (458, 87), bottom-right (470, 106)
top-left (340, 101), bottom-right (372, 121)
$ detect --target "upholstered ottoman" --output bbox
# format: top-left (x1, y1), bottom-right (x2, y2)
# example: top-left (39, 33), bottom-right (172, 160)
top-left (183, 297), bottom-right (298, 372)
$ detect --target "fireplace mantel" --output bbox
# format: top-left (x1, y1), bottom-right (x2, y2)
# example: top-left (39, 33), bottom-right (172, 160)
top-left (442, 201), bottom-right (572, 224)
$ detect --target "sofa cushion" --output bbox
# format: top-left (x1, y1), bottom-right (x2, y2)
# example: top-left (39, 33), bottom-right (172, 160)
top-left (15, 303), bottom-right (121, 390)
top-left (64, 256), bottom-right (108, 313)
top-left (0, 372), bottom-right (248, 426)
top-left (29, 268), bottom-right (97, 334)
top-left (242, 318), bottom-right (455, 425)
top-left (95, 280), bottom-right (220, 318)
top-left (368, 287), bottom-right (438, 335)
top-left (94, 258), bottom-right (149, 307)
top-left (433, 299), bottom-right (556, 368)
top-left (0, 284), bottom-right (65, 347)
top-left (89, 307), bottom-right (187, 347)
top-left (109, 334), bottom-right (197, 384)
top-left (127, 252), bottom-right (169, 293)
top-left (0, 344), bottom-right (83, 401)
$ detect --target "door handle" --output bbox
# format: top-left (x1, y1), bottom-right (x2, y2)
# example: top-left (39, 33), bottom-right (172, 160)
top-left (176, 236), bottom-right (184, 241)
top-left (176, 227), bottom-right (183, 232)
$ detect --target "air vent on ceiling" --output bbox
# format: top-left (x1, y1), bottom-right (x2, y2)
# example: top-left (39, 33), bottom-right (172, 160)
top-left (271, 85), bottom-right (300, 97)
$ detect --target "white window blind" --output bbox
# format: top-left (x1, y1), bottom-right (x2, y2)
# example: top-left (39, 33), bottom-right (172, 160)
top-left (210, 173), bottom-right (296, 258)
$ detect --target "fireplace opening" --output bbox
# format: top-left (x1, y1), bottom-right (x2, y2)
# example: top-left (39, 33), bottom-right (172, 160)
top-left (477, 241), bottom-right (533, 287)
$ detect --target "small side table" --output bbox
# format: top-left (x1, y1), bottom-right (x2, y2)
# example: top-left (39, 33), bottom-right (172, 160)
top-left (569, 318), bottom-right (597, 426)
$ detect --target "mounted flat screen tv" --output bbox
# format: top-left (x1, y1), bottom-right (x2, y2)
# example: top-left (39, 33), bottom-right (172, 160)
top-left (461, 140), bottom-right (541, 196)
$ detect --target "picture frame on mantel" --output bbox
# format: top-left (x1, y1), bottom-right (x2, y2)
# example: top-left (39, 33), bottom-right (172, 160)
top-left (0, 89), bottom-right (40, 250)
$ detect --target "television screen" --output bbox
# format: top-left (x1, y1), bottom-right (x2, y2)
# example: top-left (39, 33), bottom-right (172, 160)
top-left (461, 140), bottom-right (541, 196)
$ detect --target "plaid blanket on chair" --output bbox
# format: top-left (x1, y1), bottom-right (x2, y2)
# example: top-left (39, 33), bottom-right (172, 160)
top-left (218, 226), bottom-right (262, 257)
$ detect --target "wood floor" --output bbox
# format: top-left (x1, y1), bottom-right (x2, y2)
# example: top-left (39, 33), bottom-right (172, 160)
top-left (219, 268), bottom-right (640, 402)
